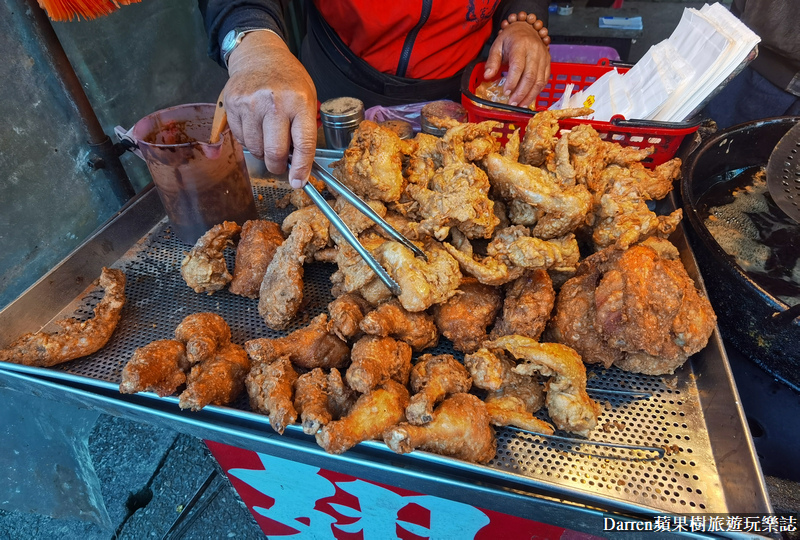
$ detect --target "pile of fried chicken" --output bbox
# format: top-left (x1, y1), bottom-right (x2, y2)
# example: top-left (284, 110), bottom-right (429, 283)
top-left (165, 109), bottom-right (717, 462)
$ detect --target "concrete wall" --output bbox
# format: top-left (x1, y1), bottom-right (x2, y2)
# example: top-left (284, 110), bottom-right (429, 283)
top-left (0, 0), bottom-right (228, 309)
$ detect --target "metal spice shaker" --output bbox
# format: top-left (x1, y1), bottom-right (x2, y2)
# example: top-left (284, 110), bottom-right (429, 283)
top-left (420, 100), bottom-right (468, 137)
top-left (320, 97), bottom-right (365, 150)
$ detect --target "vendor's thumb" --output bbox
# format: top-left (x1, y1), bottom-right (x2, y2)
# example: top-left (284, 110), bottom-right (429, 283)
top-left (288, 115), bottom-right (317, 189)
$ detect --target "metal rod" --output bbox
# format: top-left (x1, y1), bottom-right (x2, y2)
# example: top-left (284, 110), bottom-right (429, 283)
top-left (311, 161), bottom-right (428, 261)
top-left (303, 182), bottom-right (402, 295)
top-left (19, 0), bottom-right (136, 204)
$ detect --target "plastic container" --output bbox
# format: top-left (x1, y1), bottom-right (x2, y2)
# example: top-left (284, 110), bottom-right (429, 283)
top-left (549, 44), bottom-right (620, 64)
top-left (461, 60), bottom-right (702, 168)
top-left (115, 103), bottom-right (258, 245)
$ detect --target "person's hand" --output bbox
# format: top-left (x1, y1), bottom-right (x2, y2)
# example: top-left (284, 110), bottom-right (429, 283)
top-left (225, 30), bottom-right (317, 189)
top-left (484, 13), bottom-right (551, 108)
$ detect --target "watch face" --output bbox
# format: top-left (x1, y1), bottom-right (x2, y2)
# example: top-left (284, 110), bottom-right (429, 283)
top-left (222, 30), bottom-right (237, 54)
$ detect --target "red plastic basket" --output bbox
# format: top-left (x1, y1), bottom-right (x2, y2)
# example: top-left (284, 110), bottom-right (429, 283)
top-left (461, 60), bottom-right (701, 167)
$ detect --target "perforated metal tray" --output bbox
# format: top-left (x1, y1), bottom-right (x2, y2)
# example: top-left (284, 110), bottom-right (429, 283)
top-left (0, 179), bottom-right (769, 518)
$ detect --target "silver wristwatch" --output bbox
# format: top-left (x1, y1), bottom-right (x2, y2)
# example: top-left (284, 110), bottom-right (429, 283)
top-left (221, 28), bottom-right (277, 69)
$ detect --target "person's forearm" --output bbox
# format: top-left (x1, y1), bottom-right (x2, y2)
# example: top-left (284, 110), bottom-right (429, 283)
top-left (198, 0), bottom-right (288, 67)
top-left (498, 0), bottom-right (550, 28)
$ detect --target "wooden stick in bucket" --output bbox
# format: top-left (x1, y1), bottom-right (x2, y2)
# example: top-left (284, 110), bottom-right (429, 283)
top-left (209, 89), bottom-right (228, 144)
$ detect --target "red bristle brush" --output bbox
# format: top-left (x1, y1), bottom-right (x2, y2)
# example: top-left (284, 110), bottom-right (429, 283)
top-left (37, 0), bottom-right (141, 22)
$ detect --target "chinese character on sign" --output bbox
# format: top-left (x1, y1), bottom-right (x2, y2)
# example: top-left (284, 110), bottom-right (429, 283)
top-left (707, 516), bottom-right (726, 532)
top-left (743, 516), bottom-right (761, 533)
top-left (673, 516), bottom-right (688, 532)
top-left (653, 516), bottom-right (672, 532)
top-left (780, 515), bottom-right (798, 532)
top-left (761, 515), bottom-right (779, 533)
top-left (690, 516), bottom-right (706, 532)
top-left (726, 515), bottom-right (743, 531)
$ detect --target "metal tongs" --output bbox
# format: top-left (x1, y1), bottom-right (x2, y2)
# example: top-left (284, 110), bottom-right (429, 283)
top-left (300, 160), bottom-right (427, 296)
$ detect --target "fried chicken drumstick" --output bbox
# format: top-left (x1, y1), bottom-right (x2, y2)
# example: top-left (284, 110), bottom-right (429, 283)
top-left (0, 267), bottom-right (126, 367)
top-left (246, 356), bottom-right (299, 434)
top-left (229, 219), bottom-right (284, 298)
top-left (178, 342), bottom-right (250, 411)
top-left (174, 312), bottom-right (232, 365)
top-left (406, 354), bottom-right (472, 425)
top-left (384, 393), bottom-right (497, 463)
top-left (181, 221), bottom-right (240, 294)
top-left (119, 339), bottom-right (188, 397)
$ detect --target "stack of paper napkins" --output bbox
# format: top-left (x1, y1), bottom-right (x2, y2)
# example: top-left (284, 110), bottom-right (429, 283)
top-left (550, 3), bottom-right (760, 123)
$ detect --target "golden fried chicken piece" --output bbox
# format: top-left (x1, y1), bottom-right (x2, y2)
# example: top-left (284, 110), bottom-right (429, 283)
top-left (245, 356), bottom-right (299, 434)
top-left (490, 269), bottom-right (555, 341)
top-left (244, 313), bottom-right (350, 370)
top-left (487, 228), bottom-right (581, 271)
top-left (229, 220), bottom-right (284, 298)
top-left (590, 160), bottom-right (681, 204)
top-left (331, 231), bottom-right (392, 305)
top-left (316, 379), bottom-right (410, 454)
top-left (174, 312), bottom-right (232, 365)
top-left (406, 160), bottom-right (499, 240)
top-left (443, 241), bottom-right (524, 286)
top-left (485, 336), bottom-right (600, 437)
top-left (375, 211), bottom-right (424, 242)
top-left (346, 335), bottom-right (412, 394)
top-left (275, 175), bottom-right (326, 209)
top-left (119, 340), bottom-right (188, 397)
top-left (406, 354), bottom-right (472, 425)
top-left (179, 342), bottom-right (250, 411)
top-left (328, 293), bottom-right (372, 341)
top-left (327, 367), bottom-right (357, 419)
top-left (404, 133), bottom-right (443, 186)
top-left (591, 178), bottom-right (683, 250)
top-left (548, 269), bottom-right (622, 369)
top-left (359, 299), bottom-right (438, 351)
top-left (281, 205), bottom-right (331, 255)
top-left (484, 152), bottom-right (592, 239)
top-left (593, 245), bottom-right (717, 375)
top-left (432, 277), bottom-right (502, 353)
top-left (464, 347), bottom-right (552, 434)
top-left (384, 393), bottom-right (496, 463)
top-left (293, 368), bottom-right (332, 435)
top-left (258, 221), bottom-right (314, 330)
top-left (484, 392), bottom-right (554, 435)
top-left (332, 120), bottom-right (412, 202)
top-left (375, 239), bottom-right (462, 312)
top-left (330, 197), bottom-right (388, 247)
top-left (507, 199), bottom-right (542, 226)
top-left (520, 108), bottom-right (593, 167)
top-left (502, 129), bottom-right (521, 161)
top-left (568, 124), bottom-right (653, 191)
top-left (442, 120), bottom-right (502, 162)
top-left (0, 268), bottom-right (126, 367)
top-left (547, 133), bottom-right (578, 189)
top-left (180, 221), bottom-right (240, 294)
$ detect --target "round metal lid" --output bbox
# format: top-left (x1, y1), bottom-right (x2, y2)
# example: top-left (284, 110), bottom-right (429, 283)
top-left (766, 120), bottom-right (800, 223)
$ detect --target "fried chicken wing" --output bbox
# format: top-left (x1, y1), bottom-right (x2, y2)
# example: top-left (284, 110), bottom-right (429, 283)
top-left (174, 312), bottom-right (232, 365)
top-left (346, 335), bottom-right (412, 394)
top-left (328, 293), bottom-right (373, 341)
top-left (520, 108), bottom-right (593, 167)
top-left (0, 267), bottom-right (126, 367)
top-left (490, 269), bottom-right (555, 341)
top-left (281, 205), bottom-right (331, 255)
top-left (331, 232), bottom-right (392, 305)
top-left (293, 368), bottom-right (332, 434)
top-left (258, 221), bottom-right (314, 330)
top-left (180, 221), bottom-right (240, 294)
top-left (330, 197), bottom-right (388, 246)
top-left (484, 392), bottom-right (554, 435)
top-left (384, 393), bottom-right (496, 463)
top-left (316, 379), bottom-right (410, 454)
top-left (332, 120), bottom-right (411, 202)
top-left (119, 340), bottom-right (188, 397)
top-left (375, 240), bottom-right (462, 312)
top-left (406, 354), bottom-right (472, 425)
top-left (178, 342), bottom-right (250, 411)
top-left (442, 120), bottom-right (502, 162)
top-left (229, 220), bottom-right (284, 298)
top-left (245, 356), bottom-right (299, 434)
top-left (432, 277), bottom-right (502, 353)
top-left (327, 367), bottom-right (357, 419)
top-left (359, 299), bottom-right (438, 351)
top-left (487, 229), bottom-right (581, 271)
top-left (443, 242), bottom-right (524, 286)
top-left (244, 313), bottom-right (350, 370)
top-left (485, 336), bottom-right (601, 437)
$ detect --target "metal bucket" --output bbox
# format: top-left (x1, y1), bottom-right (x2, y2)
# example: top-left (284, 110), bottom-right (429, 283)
top-left (115, 103), bottom-right (257, 244)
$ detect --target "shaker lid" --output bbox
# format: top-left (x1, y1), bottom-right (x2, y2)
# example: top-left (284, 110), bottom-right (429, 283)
top-left (320, 97), bottom-right (365, 122)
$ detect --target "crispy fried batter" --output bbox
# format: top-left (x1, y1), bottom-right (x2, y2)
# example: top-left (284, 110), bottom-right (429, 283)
top-left (432, 277), bottom-right (502, 353)
top-left (316, 379), bottom-right (410, 454)
top-left (384, 393), bottom-right (496, 463)
top-left (375, 239), bottom-right (462, 312)
top-left (486, 336), bottom-right (600, 437)
top-left (359, 299), bottom-right (438, 351)
top-left (229, 220), bottom-right (284, 298)
top-left (181, 221), bottom-right (240, 294)
top-left (179, 342), bottom-right (250, 411)
top-left (244, 313), bottom-right (349, 370)
top-left (484, 392), bottom-right (554, 435)
top-left (332, 120), bottom-right (411, 202)
top-left (0, 267), bottom-right (126, 367)
top-left (346, 335), bottom-right (412, 394)
top-left (174, 312), bottom-right (232, 365)
top-left (443, 241), bottom-right (524, 286)
top-left (520, 108), bottom-right (593, 167)
top-left (327, 367), bottom-right (357, 419)
top-left (119, 339), bottom-right (188, 397)
top-left (258, 221), bottom-right (314, 330)
top-left (406, 354), bottom-right (472, 425)
top-left (281, 205), bottom-right (331, 255)
top-left (245, 356), bottom-right (299, 434)
top-left (490, 270), bottom-right (556, 341)
top-left (293, 368), bottom-right (331, 434)
top-left (328, 293), bottom-right (372, 341)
